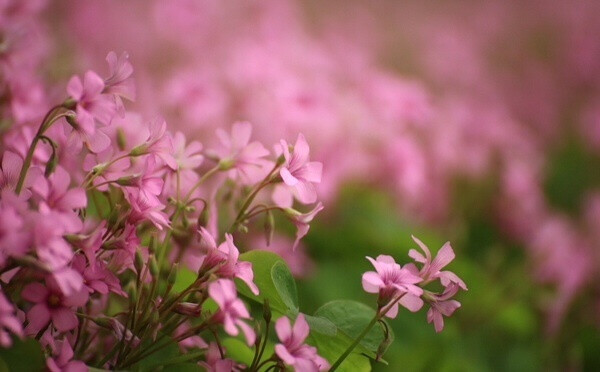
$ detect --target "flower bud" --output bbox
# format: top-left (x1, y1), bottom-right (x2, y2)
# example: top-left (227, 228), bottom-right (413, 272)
top-left (167, 263), bottom-right (178, 285)
top-left (116, 127), bottom-right (127, 151)
top-left (174, 302), bottom-right (202, 317)
top-left (263, 299), bottom-right (272, 324)
top-left (149, 256), bottom-right (160, 277)
top-left (218, 157), bottom-right (234, 171)
top-left (44, 150), bottom-right (59, 177)
top-left (129, 144), bottom-right (148, 157)
top-left (134, 251), bottom-right (144, 274)
top-left (116, 175), bottom-right (140, 186)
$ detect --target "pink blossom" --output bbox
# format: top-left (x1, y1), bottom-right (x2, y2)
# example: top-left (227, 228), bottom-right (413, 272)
top-left (22, 278), bottom-right (88, 334)
top-left (274, 314), bottom-right (330, 372)
top-left (362, 255), bottom-right (424, 317)
top-left (214, 121), bottom-right (270, 184)
top-left (0, 291), bottom-right (23, 347)
top-left (123, 157), bottom-right (170, 230)
top-left (0, 151), bottom-right (22, 194)
top-left (31, 209), bottom-right (75, 270)
top-left (278, 133), bottom-right (322, 205)
top-left (283, 202), bottom-right (324, 250)
top-left (172, 131), bottom-right (204, 170)
top-left (198, 228), bottom-right (259, 295)
top-left (67, 71), bottom-right (115, 135)
top-left (32, 166), bottom-right (87, 233)
top-left (46, 339), bottom-right (88, 372)
top-left (408, 236), bottom-right (467, 290)
top-left (208, 279), bottom-right (255, 345)
top-left (104, 51), bottom-right (135, 103)
top-left (0, 196), bottom-right (30, 266)
top-left (425, 284), bottom-right (462, 333)
top-left (129, 118), bottom-right (176, 169)
top-left (198, 342), bottom-right (243, 372)
top-left (72, 255), bottom-right (125, 296)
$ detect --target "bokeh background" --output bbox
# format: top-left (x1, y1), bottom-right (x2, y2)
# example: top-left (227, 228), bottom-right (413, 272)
top-left (26, 0), bottom-right (600, 370)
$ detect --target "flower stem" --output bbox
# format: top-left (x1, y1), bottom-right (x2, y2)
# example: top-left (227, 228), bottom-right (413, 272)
top-left (15, 104), bottom-right (68, 194)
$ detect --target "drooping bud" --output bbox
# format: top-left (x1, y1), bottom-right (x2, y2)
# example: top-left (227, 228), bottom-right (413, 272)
top-left (167, 263), bottom-right (178, 285)
top-left (116, 127), bottom-right (127, 151)
top-left (263, 299), bottom-right (272, 324)
top-left (149, 255), bottom-right (160, 277)
top-left (134, 251), bottom-right (144, 274)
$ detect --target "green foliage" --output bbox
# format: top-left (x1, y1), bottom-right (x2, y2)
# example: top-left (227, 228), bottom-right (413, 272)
top-left (172, 267), bottom-right (197, 293)
top-left (238, 250), bottom-right (298, 315)
top-left (0, 339), bottom-right (45, 372)
top-left (314, 300), bottom-right (393, 357)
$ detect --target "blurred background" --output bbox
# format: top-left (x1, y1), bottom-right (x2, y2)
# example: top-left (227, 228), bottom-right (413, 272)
top-left (35, 0), bottom-right (600, 370)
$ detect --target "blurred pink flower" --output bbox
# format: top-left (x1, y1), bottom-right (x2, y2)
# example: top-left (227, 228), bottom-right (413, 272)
top-left (274, 314), bottom-right (329, 372)
top-left (279, 133), bottom-right (322, 205)
top-left (197, 228), bottom-right (259, 295)
top-left (198, 342), bottom-right (243, 372)
top-left (214, 121), bottom-right (270, 184)
top-left (425, 284), bottom-right (462, 333)
top-left (67, 71), bottom-right (115, 135)
top-left (208, 279), bottom-right (255, 346)
top-left (0, 291), bottom-right (23, 347)
top-left (46, 339), bottom-right (87, 372)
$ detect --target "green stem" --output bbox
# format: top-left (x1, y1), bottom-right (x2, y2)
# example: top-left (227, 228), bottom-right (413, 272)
top-left (15, 105), bottom-right (66, 194)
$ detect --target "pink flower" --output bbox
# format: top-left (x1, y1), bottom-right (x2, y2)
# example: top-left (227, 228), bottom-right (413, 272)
top-left (214, 121), bottom-right (270, 184)
top-left (22, 278), bottom-right (88, 334)
top-left (198, 228), bottom-right (259, 295)
top-left (279, 133), bottom-right (322, 205)
top-left (46, 339), bottom-right (88, 372)
top-left (408, 236), bottom-right (467, 290)
top-left (31, 209), bottom-right (75, 270)
top-left (283, 202), bottom-right (324, 250)
top-left (362, 255), bottom-right (424, 317)
top-left (123, 157), bottom-right (170, 230)
top-left (32, 166), bottom-right (87, 233)
top-left (0, 291), bottom-right (23, 347)
top-left (129, 118), bottom-right (176, 169)
top-left (198, 342), bottom-right (243, 372)
top-left (0, 151), bottom-right (22, 194)
top-left (0, 196), bottom-right (30, 266)
top-left (104, 51), bottom-right (135, 103)
top-left (172, 131), bottom-right (204, 170)
top-left (425, 284), bottom-right (462, 333)
top-left (72, 255), bottom-right (125, 296)
top-left (274, 314), bottom-right (330, 372)
top-left (67, 71), bottom-right (115, 135)
top-left (208, 279), bottom-right (255, 345)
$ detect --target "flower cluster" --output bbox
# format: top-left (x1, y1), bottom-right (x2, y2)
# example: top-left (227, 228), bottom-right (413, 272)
top-left (362, 236), bottom-right (467, 332)
top-left (0, 3), bottom-right (466, 370)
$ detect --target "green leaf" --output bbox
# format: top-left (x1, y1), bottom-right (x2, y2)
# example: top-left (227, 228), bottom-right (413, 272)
top-left (304, 314), bottom-right (337, 336)
top-left (221, 338), bottom-right (256, 366)
top-left (238, 251), bottom-right (298, 314)
top-left (132, 336), bottom-right (181, 371)
top-left (0, 338), bottom-right (45, 372)
top-left (162, 363), bottom-right (202, 372)
top-left (308, 332), bottom-right (371, 372)
top-left (271, 261), bottom-right (298, 312)
top-left (315, 300), bottom-right (393, 357)
top-left (172, 267), bottom-right (197, 293)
